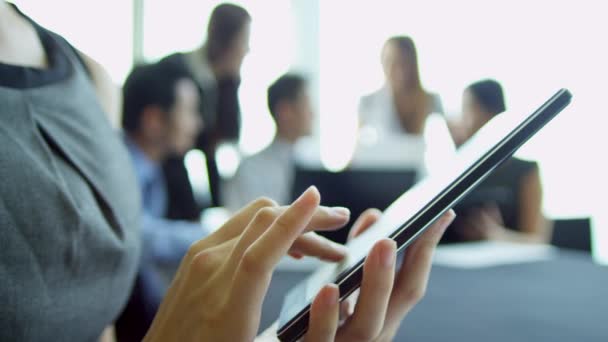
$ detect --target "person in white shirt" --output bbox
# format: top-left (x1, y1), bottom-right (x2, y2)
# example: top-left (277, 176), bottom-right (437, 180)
top-left (358, 36), bottom-right (454, 175)
top-left (359, 36), bottom-right (444, 134)
top-left (223, 74), bottom-right (313, 210)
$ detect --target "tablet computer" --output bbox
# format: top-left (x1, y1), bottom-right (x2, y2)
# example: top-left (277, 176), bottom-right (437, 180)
top-left (277, 89), bottom-right (572, 342)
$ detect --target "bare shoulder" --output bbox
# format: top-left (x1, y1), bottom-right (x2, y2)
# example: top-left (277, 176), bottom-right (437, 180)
top-left (76, 50), bottom-right (121, 128)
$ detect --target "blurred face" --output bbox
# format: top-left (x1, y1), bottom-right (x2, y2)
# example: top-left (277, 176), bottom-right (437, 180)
top-left (278, 88), bottom-right (314, 140)
top-left (225, 21), bottom-right (251, 75)
top-left (167, 79), bottom-right (203, 154)
top-left (381, 41), bottom-right (413, 90)
top-left (293, 89), bottom-right (314, 137)
top-left (461, 89), bottom-right (487, 138)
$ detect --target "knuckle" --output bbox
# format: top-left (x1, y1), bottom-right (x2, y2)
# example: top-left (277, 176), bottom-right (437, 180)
top-left (252, 197), bottom-right (278, 209)
top-left (401, 285), bottom-right (427, 305)
top-left (272, 215), bottom-right (292, 233)
top-left (185, 241), bottom-right (204, 263)
top-left (192, 251), bottom-right (213, 272)
top-left (412, 286), bottom-right (427, 302)
top-left (254, 207), bottom-right (278, 226)
top-left (239, 247), bottom-right (265, 275)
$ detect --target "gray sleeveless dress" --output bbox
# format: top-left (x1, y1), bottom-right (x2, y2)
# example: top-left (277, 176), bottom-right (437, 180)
top-left (0, 11), bottom-right (141, 341)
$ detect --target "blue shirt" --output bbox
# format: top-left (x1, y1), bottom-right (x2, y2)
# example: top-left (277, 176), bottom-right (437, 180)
top-left (124, 136), bottom-right (208, 264)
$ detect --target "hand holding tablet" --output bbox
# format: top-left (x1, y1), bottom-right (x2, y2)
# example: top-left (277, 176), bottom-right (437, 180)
top-left (298, 209), bottom-right (455, 342)
top-left (143, 193), bottom-right (353, 342)
top-left (277, 89), bottom-right (571, 341)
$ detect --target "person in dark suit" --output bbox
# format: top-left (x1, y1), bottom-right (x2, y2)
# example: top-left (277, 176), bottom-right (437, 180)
top-left (159, 3), bottom-right (251, 218)
top-left (444, 79), bottom-right (551, 244)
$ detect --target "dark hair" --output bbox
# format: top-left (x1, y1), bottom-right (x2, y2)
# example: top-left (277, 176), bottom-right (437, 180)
top-left (385, 36), bottom-right (422, 90)
top-left (206, 3), bottom-right (251, 64)
top-left (467, 79), bottom-right (506, 116)
top-left (122, 62), bottom-right (194, 133)
top-left (267, 74), bottom-right (307, 118)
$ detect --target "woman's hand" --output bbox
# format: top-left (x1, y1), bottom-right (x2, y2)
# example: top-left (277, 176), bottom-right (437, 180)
top-left (258, 208), bottom-right (455, 342)
top-left (304, 209), bottom-right (454, 342)
top-left (143, 187), bottom-right (352, 342)
top-left (461, 204), bottom-right (506, 241)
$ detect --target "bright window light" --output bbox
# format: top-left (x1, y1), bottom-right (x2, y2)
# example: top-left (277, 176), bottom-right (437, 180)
top-left (184, 149), bottom-right (212, 205)
top-left (319, 0), bottom-right (608, 263)
top-left (215, 143), bottom-right (241, 180)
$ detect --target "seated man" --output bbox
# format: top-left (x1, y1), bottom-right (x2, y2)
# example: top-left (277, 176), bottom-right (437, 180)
top-left (223, 73), bottom-right (313, 210)
top-left (122, 61), bottom-right (208, 262)
top-left (118, 61), bottom-right (207, 339)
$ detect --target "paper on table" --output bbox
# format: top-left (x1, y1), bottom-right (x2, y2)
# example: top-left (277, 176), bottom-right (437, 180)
top-left (433, 241), bottom-right (558, 269)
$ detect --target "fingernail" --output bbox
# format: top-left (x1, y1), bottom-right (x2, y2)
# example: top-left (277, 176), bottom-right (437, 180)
top-left (437, 210), bottom-right (456, 234)
top-left (294, 186), bottom-right (319, 206)
top-left (330, 207), bottom-right (350, 218)
top-left (380, 240), bottom-right (396, 268)
top-left (291, 252), bottom-right (304, 259)
top-left (300, 186), bottom-right (318, 199)
top-left (324, 284), bottom-right (339, 306)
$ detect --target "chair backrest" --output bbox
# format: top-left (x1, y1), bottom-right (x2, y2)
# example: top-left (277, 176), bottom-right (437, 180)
top-left (550, 217), bottom-right (592, 253)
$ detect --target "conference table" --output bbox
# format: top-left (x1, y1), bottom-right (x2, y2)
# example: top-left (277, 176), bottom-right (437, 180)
top-left (260, 249), bottom-right (608, 341)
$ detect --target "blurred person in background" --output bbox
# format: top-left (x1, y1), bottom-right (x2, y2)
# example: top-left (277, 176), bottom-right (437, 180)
top-left (359, 36), bottom-right (444, 134)
top-left (160, 3), bottom-right (251, 218)
top-left (223, 74), bottom-right (313, 211)
top-left (116, 62), bottom-right (208, 341)
top-left (442, 79), bottom-right (551, 244)
top-left (358, 36), bottom-right (453, 175)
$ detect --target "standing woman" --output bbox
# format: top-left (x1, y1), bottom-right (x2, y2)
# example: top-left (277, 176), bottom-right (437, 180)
top-left (358, 36), bottom-right (453, 175)
top-left (359, 36), bottom-right (445, 136)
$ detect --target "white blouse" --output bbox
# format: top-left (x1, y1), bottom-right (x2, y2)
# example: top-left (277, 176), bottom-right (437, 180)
top-left (357, 87), bottom-right (455, 177)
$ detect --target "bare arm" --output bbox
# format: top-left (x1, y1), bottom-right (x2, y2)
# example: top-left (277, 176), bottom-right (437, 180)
top-left (77, 51), bottom-right (121, 128)
top-left (463, 165), bottom-right (551, 244)
top-left (488, 165), bottom-right (550, 244)
top-left (516, 165), bottom-right (551, 243)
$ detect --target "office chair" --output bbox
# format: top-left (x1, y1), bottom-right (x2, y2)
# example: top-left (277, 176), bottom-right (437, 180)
top-left (550, 217), bottom-right (592, 253)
